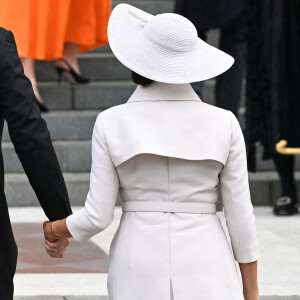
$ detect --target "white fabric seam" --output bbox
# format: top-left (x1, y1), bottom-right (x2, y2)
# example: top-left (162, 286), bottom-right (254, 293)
top-left (99, 114), bottom-right (121, 186)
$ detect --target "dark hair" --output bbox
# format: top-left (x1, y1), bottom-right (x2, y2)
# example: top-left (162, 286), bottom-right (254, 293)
top-left (132, 71), bottom-right (154, 86)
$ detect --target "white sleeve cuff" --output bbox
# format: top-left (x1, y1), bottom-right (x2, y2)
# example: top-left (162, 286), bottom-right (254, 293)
top-left (233, 245), bottom-right (260, 263)
top-left (66, 208), bottom-right (101, 242)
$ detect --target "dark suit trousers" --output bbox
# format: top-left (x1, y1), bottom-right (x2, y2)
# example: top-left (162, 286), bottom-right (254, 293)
top-left (0, 191), bottom-right (18, 300)
top-left (192, 13), bottom-right (247, 117)
top-left (0, 121), bottom-right (17, 300)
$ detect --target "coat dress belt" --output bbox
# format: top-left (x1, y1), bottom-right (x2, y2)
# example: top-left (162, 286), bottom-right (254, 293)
top-left (122, 201), bottom-right (223, 214)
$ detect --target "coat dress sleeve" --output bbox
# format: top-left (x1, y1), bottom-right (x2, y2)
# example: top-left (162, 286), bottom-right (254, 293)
top-left (219, 110), bottom-right (259, 263)
top-left (66, 113), bottom-right (120, 242)
top-left (0, 30), bottom-right (72, 221)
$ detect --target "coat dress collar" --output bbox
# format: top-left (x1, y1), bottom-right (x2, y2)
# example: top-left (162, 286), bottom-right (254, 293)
top-left (101, 80), bottom-right (231, 168)
top-left (127, 82), bottom-right (202, 103)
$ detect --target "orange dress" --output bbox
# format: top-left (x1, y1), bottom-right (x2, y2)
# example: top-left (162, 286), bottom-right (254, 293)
top-left (0, 0), bottom-right (111, 60)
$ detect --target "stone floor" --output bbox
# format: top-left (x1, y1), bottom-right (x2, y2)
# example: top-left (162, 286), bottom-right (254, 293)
top-left (13, 297), bottom-right (300, 300)
top-left (14, 223), bottom-right (108, 274)
top-left (9, 206), bottom-right (300, 298)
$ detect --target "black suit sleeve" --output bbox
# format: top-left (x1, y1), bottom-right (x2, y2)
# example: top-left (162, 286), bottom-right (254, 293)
top-left (0, 30), bottom-right (72, 221)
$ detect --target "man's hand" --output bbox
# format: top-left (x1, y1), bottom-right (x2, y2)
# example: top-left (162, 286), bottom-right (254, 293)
top-left (44, 238), bottom-right (71, 258)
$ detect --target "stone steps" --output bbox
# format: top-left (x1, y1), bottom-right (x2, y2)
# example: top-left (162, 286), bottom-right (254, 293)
top-left (1, 80), bottom-right (236, 142)
top-left (3, 104), bottom-right (300, 174)
top-left (3, 0), bottom-right (288, 208)
top-left (4, 139), bottom-right (300, 173)
top-left (37, 79), bottom-right (219, 110)
top-left (38, 81), bottom-right (136, 110)
top-left (2, 141), bottom-right (91, 173)
top-left (2, 110), bottom-right (100, 142)
top-left (36, 53), bottom-right (130, 82)
top-left (6, 173), bottom-right (90, 207)
top-left (5, 171), bottom-right (299, 207)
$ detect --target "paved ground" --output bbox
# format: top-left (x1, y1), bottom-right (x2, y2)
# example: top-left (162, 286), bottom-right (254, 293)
top-left (12, 297), bottom-right (300, 300)
top-left (9, 206), bottom-right (300, 299)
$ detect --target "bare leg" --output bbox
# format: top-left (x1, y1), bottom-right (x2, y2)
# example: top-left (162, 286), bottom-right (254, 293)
top-left (21, 57), bottom-right (43, 103)
top-left (56, 42), bottom-right (80, 74)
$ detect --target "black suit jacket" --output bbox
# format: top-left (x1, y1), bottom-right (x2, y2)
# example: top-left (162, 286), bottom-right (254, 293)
top-left (0, 27), bottom-right (72, 221)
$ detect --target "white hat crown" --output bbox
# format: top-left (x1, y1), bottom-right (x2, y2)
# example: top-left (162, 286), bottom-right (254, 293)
top-left (108, 4), bottom-right (234, 83)
top-left (143, 14), bottom-right (198, 53)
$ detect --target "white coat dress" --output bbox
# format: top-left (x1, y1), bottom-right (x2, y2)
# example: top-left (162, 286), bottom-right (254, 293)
top-left (66, 82), bottom-right (260, 300)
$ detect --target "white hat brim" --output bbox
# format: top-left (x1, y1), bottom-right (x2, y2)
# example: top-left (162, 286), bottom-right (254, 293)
top-left (108, 4), bottom-right (234, 84)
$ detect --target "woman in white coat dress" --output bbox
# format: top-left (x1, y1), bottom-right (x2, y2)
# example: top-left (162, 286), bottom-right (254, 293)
top-left (43, 4), bottom-right (260, 300)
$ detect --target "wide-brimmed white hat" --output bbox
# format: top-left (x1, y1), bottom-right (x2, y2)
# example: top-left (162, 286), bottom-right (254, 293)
top-left (108, 4), bottom-right (234, 84)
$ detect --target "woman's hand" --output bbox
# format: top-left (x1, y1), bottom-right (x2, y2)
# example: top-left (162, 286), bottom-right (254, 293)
top-left (43, 221), bottom-right (71, 258)
top-left (43, 221), bottom-right (56, 242)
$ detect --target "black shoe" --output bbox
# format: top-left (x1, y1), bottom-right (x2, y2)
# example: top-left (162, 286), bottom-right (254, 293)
top-left (35, 97), bottom-right (49, 113)
top-left (56, 58), bottom-right (90, 85)
top-left (273, 196), bottom-right (298, 216)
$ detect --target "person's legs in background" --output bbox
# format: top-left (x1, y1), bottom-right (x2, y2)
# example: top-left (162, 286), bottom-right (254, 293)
top-left (215, 14), bottom-right (247, 117)
top-left (273, 153), bottom-right (298, 215)
top-left (55, 42), bottom-right (90, 84)
top-left (21, 58), bottom-right (48, 112)
top-left (56, 42), bottom-right (80, 74)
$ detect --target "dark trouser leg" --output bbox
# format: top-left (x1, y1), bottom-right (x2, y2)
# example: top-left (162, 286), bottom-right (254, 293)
top-left (216, 16), bottom-right (247, 117)
top-left (273, 153), bottom-right (297, 204)
top-left (0, 190), bottom-right (18, 300)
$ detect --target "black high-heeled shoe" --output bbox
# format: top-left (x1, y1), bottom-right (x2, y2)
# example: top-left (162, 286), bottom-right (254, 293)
top-left (56, 58), bottom-right (90, 84)
top-left (35, 96), bottom-right (49, 113)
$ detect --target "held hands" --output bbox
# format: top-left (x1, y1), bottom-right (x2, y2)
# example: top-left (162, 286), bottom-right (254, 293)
top-left (43, 221), bottom-right (70, 258)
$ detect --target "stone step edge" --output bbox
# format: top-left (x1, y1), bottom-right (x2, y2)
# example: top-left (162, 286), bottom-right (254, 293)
top-left (37, 80), bottom-right (136, 86)
top-left (5, 173), bottom-right (89, 182)
top-left (5, 171), bottom-right (288, 180)
top-left (1, 107), bottom-right (245, 118)
top-left (2, 140), bottom-right (91, 148)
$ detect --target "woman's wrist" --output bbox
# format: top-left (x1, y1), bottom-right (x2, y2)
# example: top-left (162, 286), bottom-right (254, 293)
top-left (43, 219), bottom-right (72, 241)
top-left (43, 221), bottom-right (57, 242)
top-left (51, 221), bottom-right (62, 240)
top-left (51, 218), bottom-right (72, 239)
